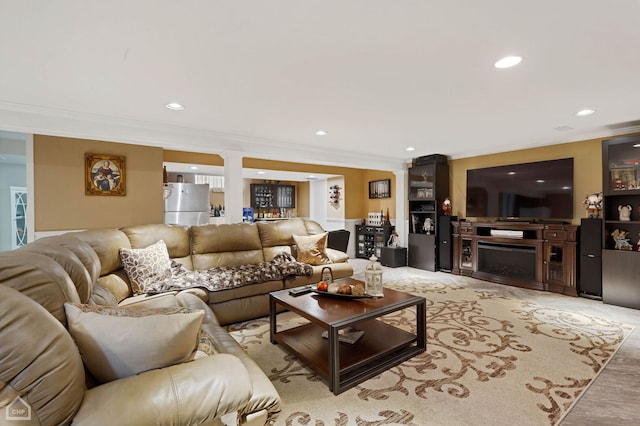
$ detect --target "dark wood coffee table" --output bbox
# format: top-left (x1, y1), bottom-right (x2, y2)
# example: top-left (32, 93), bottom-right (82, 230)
top-left (269, 283), bottom-right (426, 395)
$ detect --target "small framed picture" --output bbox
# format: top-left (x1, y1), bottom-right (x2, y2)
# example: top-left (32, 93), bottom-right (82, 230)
top-left (369, 179), bottom-right (391, 199)
top-left (85, 153), bottom-right (126, 196)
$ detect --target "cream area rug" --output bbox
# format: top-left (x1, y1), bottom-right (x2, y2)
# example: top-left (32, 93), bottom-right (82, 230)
top-left (227, 279), bottom-right (633, 426)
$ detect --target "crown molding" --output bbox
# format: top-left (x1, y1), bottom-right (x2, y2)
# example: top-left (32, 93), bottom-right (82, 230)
top-left (0, 101), bottom-right (406, 171)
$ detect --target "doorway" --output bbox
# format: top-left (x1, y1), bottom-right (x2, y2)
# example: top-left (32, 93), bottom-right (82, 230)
top-left (0, 131), bottom-right (28, 250)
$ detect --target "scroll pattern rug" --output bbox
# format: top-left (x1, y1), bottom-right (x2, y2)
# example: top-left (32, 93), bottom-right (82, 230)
top-left (227, 279), bottom-right (633, 426)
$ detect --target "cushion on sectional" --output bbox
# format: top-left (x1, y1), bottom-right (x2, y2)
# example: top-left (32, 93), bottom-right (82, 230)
top-left (119, 240), bottom-right (172, 294)
top-left (326, 247), bottom-right (349, 263)
top-left (293, 232), bottom-right (332, 265)
top-left (64, 303), bottom-right (204, 383)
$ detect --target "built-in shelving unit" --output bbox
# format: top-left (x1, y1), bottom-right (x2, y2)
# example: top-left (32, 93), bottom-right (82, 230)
top-left (601, 135), bottom-right (640, 309)
top-left (407, 159), bottom-right (449, 271)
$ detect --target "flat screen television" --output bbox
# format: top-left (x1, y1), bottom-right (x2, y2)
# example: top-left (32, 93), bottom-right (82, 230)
top-left (466, 158), bottom-right (574, 220)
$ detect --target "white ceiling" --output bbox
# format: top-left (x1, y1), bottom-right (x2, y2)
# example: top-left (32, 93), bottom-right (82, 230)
top-left (1, 1), bottom-right (640, 172)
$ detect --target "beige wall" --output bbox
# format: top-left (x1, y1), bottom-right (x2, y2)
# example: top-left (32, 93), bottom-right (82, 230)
top-left (34, 135), bottom-right (164, 231)
top-left (449, 138), bottom-right (603, 225)
top-left (362, 170), bottom-right (395, 220)
top-left (35, 134), bottom-right (629, 231)
top-left (243, 157), bottom-right (368, 219)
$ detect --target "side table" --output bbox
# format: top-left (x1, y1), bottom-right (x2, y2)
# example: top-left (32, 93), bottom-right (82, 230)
top-left (380, 246), bottom-right (407, 267)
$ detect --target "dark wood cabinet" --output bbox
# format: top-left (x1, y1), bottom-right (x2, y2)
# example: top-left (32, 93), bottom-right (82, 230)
top-left (380, 246), bottom-right (407, 267)
top-left (452, 221), bottom-right (578, 295)
top-left (355, 225), bottom-right (390, 259)
top-left (438, 215), bottom-right (455, 272)
top-left (408, 233), bottom-right (436, 271)
top-left (601, 136), bottom-right (640, 309)
top-left (407, 161), bottom-right (449, 271)
top-left (578, 218), bottom-right (602, 299)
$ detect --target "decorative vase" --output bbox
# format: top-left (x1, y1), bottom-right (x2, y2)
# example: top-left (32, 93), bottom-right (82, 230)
top-left (364, 255), bottom-right (384, 297)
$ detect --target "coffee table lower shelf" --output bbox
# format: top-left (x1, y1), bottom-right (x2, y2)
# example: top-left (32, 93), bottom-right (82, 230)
top-left (271, 319), bottom-right (423, 394)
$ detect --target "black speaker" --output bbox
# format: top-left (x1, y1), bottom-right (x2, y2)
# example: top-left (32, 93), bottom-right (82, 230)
top-left (438, 215), bottom-right (455, 272)
top-left (579, 218), bottom-right (602, 298)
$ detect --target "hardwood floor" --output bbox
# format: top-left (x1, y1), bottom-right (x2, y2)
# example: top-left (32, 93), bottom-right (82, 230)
top-left (349, 259), bottom-right (640, 425)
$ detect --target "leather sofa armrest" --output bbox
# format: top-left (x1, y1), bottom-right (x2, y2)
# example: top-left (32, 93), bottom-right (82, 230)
top-left (73, 354), bottom-right (252, 425)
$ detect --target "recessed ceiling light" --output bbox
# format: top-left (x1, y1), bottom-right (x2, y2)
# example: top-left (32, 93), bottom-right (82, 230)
top-left (308, 175), bottom-right (316, 179)
top-left (315, 130), bottom-right (328, 136)
top-left (165, 102), bottom-right (185, 111)
top-left (190, 166), bottom-right (198, 170)
top-left (633, 144), bottom-right (640, 148)
top-left (508, 171), bottom-right (516, 175)
top-left (536, 180), bottom-right (545, 183)
top-left (494, 56), bottom-right (523, 69)
top-left (575, 108), bottom-right (596, 117)
top-left (405, 146), bottom-right (416, 152)
top-left (562, 186), bottom-right (571, 190)
top-left (257, 171), bottom-right (266, 175)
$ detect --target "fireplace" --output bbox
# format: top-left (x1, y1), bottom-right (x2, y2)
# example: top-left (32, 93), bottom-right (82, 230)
top-left (477, 241), bottom-right (536, 282)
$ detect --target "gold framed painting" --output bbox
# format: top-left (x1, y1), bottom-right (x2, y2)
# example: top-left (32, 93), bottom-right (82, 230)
top-left (85, 153), bottom-right (126, 196)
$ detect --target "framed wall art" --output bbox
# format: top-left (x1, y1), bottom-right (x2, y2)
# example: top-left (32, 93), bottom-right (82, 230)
top-left (368, 179), bottom-right (391, 199)
top-left (85, 153), bottom-right (126, 196)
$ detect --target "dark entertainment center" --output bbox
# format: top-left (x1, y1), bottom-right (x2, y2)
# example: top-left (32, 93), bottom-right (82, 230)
top-left (451, 221), bottom-right (578, 295)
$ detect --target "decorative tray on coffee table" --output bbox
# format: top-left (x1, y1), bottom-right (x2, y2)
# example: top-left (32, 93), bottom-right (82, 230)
top-left (311, 290), bottom-right (372, 299)
top-left (312, 278), bottom-right (373, 299)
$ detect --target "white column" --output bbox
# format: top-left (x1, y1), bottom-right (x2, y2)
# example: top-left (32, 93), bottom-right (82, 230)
top-left (221, 151), bottom-right (243, 224)
top-left (309, 179), bottom-right (327, 227)
top-left (394, 169), bottom-right (406, 247)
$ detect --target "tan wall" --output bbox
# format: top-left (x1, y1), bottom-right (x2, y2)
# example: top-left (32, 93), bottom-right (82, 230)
top-left (362, 170), bottom-right (396, 220)
top-left (243, 158), bottom-right (367, 219)
top-left (449, 138), bottom-right (603, 225)
top-left (163, 150), bottom-right (224, 166)
top-left (296, 181), bottom-right (310, 217)
top-left (34, 135), bottom-right (164, 231)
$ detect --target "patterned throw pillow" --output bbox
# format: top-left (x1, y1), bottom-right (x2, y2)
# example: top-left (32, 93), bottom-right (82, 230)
top-left (119, 240), bottom-right (172, 294)
top-left (64, 303), bottom-right (204, 383)
top-left (293, 232), bottom-right (332, 266)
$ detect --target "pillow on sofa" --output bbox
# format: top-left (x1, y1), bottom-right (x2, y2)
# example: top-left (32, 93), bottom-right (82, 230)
top-left (293, 232), bottom-right (332, 265)
top-left (119, 240), bottom-right (172, 294)
top-left (64, 303), bottom-right (204, 383)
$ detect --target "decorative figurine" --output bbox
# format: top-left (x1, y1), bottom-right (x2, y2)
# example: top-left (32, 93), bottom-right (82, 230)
top-left (387, 226), bottom-right (399, 247)
top-left (618, 204), bottom-right (633, 221)
top-left (442, 197), bottom-right (452, 216)
top-left (612, 229), bottom-right (633, 250)
top-left (582, 192), bottom-right (603, 218)
top-left (423, 217), bottom-right (433, 234)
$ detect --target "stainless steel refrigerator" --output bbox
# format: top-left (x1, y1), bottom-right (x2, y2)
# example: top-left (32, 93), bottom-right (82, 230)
top-left (163, 183), bottom-right (210, 226)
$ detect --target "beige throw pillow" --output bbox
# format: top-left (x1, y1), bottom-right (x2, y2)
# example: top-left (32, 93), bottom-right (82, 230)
top-left (293, 232), bottom-right (332, 265)
top-left (119, 240), bottom-right (172, 294)
top-left (64, 303), bottom-right (204, 383)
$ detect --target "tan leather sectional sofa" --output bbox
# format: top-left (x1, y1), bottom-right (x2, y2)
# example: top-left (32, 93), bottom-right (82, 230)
top-left (0, 218), bottom-right (352, 425)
